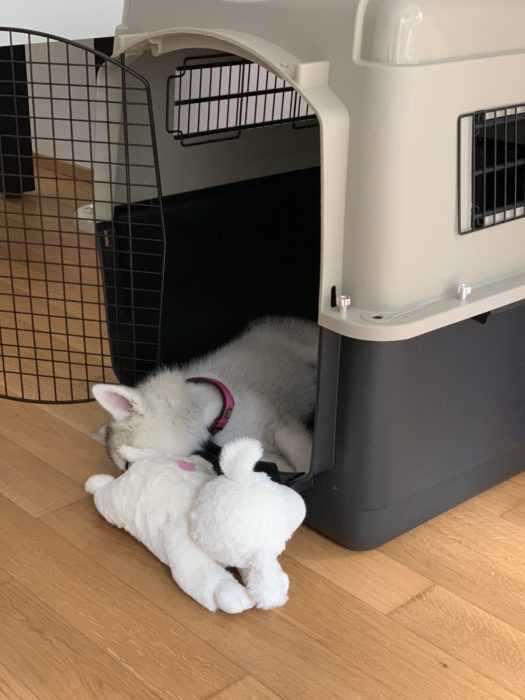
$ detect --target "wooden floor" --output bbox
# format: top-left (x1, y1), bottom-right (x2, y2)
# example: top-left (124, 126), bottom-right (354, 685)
top-left (0, 398), bottom-right (524, 699)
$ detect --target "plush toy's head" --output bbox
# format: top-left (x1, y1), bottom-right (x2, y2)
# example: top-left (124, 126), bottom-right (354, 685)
top-left (189, 438), bottom-right (306, 569)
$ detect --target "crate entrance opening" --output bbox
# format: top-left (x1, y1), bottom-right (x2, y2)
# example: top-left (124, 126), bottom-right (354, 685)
top-left (107, 48), bottom-right (321, 381)
top-left (106, 49), bottom-right (321, 477)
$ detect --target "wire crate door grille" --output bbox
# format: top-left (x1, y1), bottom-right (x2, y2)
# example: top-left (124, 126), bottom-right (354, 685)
top-left (0, 28), bottom-right (165, 403)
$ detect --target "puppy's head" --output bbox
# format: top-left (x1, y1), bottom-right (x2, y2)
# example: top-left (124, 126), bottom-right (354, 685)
top-left (92, 381), bottom-right (203, 470)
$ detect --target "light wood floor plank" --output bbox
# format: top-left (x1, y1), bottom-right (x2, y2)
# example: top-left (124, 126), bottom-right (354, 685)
top-left (279, 557), bottom-right (519, 700)
top-left (383, 507), bottom-right (525, 634)
top-left (0, 400), bottom-right (114, 483)
top-left (0, 435), bottom-right (84, 516)
top-left (0, 660), bottom-right (40, 700)
top-left (287, 526), bottom-right (432, 614)
top-left (0, 495), bottom-right (243, 700)
top-left (210, 676), bottom-right (281, 700)
top-left (391, 585), bottom-right (525, 698)
top-left (0, 579), bottom-right (162, 700)
top-left (501, 500), bottom-right (525, 530)
top-left (42, 497), bottom-right (109, 551)
top-left (40, 401), bottom-right (108, 436)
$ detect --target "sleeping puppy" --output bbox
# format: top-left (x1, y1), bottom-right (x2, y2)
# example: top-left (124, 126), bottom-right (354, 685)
top-left (92, 316), bottom-right (318, 473)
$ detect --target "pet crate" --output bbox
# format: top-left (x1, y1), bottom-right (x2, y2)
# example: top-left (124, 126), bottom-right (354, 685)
top-left (3, 0), bottom-right (525, 549)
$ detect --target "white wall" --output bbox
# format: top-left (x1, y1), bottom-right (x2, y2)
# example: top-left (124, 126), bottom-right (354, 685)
top-left (1, 1), bottom-right (122, 163)
top-left (25, 40), bottom-right (97, 163)
top-left (0, 1), bottom-right (122, 43)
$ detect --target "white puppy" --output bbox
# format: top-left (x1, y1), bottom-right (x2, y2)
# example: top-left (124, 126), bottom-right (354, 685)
top-left (93, 317), bottom-right (318, 472)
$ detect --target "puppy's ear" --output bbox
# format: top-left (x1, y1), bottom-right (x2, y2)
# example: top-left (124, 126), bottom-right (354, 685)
top-left (92, 384), bottom-right (145, 421)
top-left (90, 424), bottom-right (108, 444)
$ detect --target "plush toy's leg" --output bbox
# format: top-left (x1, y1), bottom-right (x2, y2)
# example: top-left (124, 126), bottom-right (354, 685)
top-left (164, 518), bottom-right (254, 614)
top-left (274, 417), bottom-right (312, 472)
top-left (85, 474), bottom-right (115, 493)
top-left (241, 552), bottom-right (290, 610)
top-left (84, 474), bottom-right (125, 528)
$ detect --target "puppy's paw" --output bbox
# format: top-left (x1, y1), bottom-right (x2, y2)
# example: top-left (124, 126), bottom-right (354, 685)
top-left (214, 579), bottom-right (254, 614)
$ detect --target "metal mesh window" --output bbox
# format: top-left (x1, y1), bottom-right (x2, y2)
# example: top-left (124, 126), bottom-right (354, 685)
top-left (166, 53), bottom-right (317, 146)
top-left (459, 105), bottom-right (525, 233)
top-left (0, 28), bottom-right (165, 402)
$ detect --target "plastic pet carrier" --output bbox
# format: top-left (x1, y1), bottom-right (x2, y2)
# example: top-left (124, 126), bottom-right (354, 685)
top-left (3, 0), bottom-right (525, 549)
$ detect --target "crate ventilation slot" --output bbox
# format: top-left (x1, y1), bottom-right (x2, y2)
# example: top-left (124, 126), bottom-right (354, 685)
top-left (459, 104), bottom-right (525, 233)
top-left (166, 53), bottom-right (318, 146)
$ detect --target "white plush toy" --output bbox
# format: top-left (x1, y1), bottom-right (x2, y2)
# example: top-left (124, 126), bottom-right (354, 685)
top-left (85, 438), bottom-right (306, 613)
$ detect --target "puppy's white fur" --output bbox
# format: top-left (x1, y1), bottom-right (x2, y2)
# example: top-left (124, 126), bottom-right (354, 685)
top-left (93, 317), bottom-right (318, 471)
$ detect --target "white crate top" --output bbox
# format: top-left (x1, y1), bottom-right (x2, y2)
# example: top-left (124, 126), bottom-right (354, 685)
top-left (119, 0), bottom-right (525, 67)
top-left (361, 0), bottom-right (525, 65)
top-left (114, 0), bottom-right (525, 341)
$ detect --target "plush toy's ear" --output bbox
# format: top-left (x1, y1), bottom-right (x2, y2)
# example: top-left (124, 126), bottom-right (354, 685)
top-left (92, 384), bottom-right (145, 421)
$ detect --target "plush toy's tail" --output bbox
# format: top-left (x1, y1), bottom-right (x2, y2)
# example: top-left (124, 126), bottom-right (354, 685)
top-left (219, 438), bottom-right (264, 482)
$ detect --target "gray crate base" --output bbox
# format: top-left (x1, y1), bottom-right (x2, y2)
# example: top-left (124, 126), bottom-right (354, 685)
top-left (306, 303), bottom-right (525, 550)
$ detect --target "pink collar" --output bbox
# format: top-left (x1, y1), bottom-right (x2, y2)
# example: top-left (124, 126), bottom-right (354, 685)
top-left (186, 377), bottom-right (235, 435)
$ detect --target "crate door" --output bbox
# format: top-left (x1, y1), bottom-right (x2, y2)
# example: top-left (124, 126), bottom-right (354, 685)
top-left (0, 28), bottom-right (165, 402)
